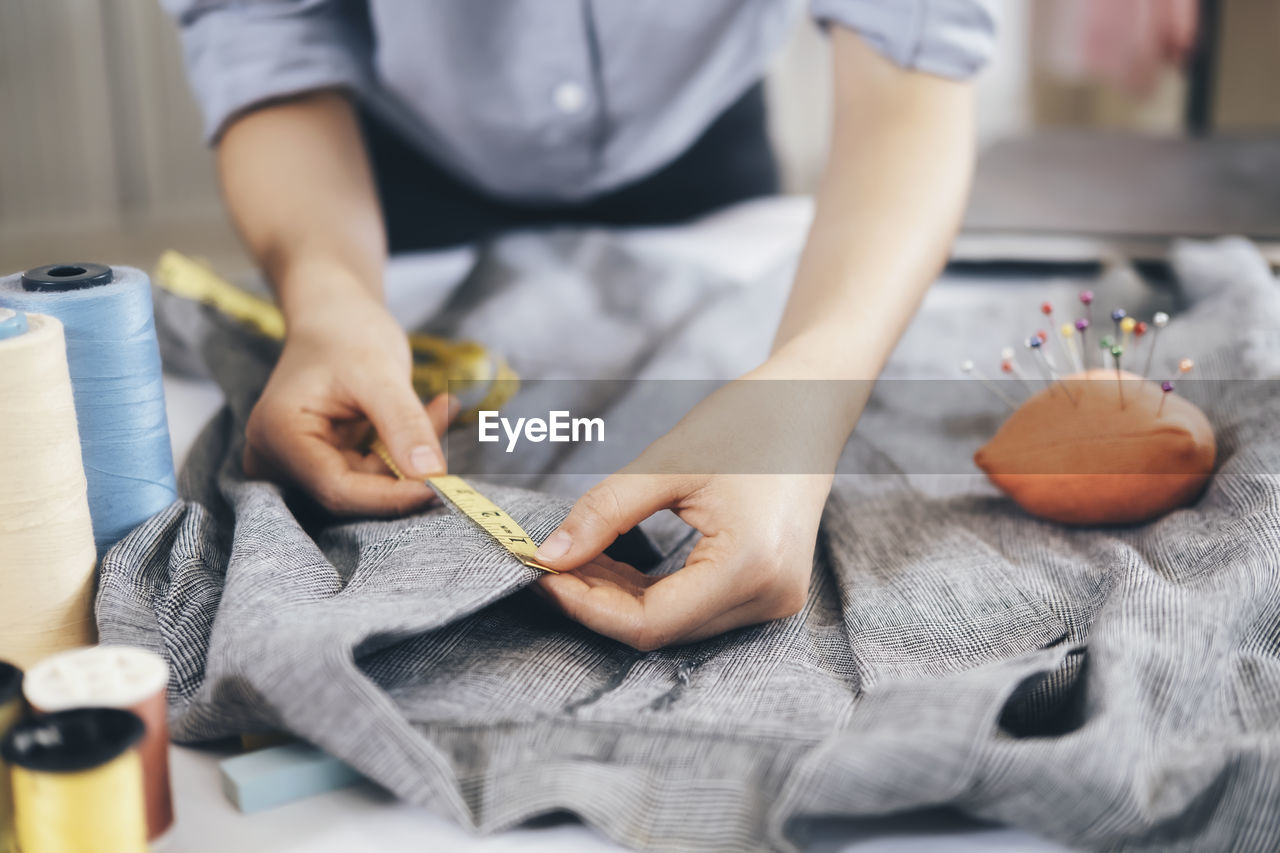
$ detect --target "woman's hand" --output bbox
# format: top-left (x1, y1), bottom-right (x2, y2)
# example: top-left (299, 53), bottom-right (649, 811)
top-left (243, 285), bottom-right (451, 516)
top-left (532, 360), bottom-right (855, 650)
top-left (215, 92), bottom-right (448, 515)
top-left (535, 472), bottom-right (832, 650)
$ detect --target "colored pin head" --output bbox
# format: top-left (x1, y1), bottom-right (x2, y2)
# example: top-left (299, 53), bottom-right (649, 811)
top-left (961, 360), bottom-right (975, 373)
top-left (1111, 345), bottom-right (1124, 359)
top-left (1179, 358), bottom-right (1194, 374)
top-left (1028, 336), bottom-right (1042, 349)
top-left (1134, 321), bottom-right (1148, 336)
top-left (1060, 322), bottom-right (1075, 338)
top-left (1001, 360), bottom-right (1013, 373)
top-left (1157, 379), bottom-right (1175, 415)
top-left (1100, 335), bottom-right (1115, 349)
top-left (1120, 316), bottom-right (1136, 334)
top-left (1075, 318), bottom-right (1089, 331)
top-left (1041, 302), bottom-right (1053, 315)
top-left (1153, 312), bottom-right (1170, 328)
top-left (1111, 308), bottom-right (1127, 322)
top-left (1080, 290), bottom-right (1094, 305)
top-left (1001, 346), bottom-right (1015, 360)
top-left (1036, 329), bottom-right (1048, 343)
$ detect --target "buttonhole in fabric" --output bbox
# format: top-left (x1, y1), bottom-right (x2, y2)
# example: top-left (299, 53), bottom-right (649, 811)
top-left (998, 647), bottom-right (1089, 739)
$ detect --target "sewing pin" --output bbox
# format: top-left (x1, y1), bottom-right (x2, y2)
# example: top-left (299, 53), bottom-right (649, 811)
top-left (1030, 336), bottom-right (1077, 404)
top-left (962, 360), bottom-right (1017, 410)
top-left (1141, 312), bottom-right (1169, 378)
top-left (1111, 309), bottom-right (1127, 346)
top-left (1042, 303), bottom-right (1075, 374)
top-left (1026, 336), bottom-right (1054, 390)
top-left (1173, 358), bottom-right (1195, 406)
top-left (1075, 318), bottom-right (1090, 370)
top-left (1060, 322), bottom-right (1084, 374)
top-left (1080, 290), bottom-right (1095, 357)
top-left (1000, 346), bottom-right (1036, 395)
top-left (1111, 344), bottom-right (1126, 409)
top-left (1100, 333), bottom-right (1116, 396)
top-left (1120, 315), bottom-right (1136, 349)
top-left (1157, 380), bottom-right (1174, 417)
top-left (1034, 329), bottom-right (1061, 372)
top-left (1131, 320), bottom-right (1147, 363)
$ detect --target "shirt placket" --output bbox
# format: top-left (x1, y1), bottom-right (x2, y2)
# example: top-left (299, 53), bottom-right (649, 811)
top-left (537, 0), bottom-right (607, 194)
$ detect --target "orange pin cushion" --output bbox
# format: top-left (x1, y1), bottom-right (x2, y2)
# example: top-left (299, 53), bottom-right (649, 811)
top-left (975, 369), bottom-right (1215, 525)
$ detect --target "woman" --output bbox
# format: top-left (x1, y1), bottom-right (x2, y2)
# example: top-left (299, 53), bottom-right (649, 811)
top-left (166, 0), bottom-right (995, 649)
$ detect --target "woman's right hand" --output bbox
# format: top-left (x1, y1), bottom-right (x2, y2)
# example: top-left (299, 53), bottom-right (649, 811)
top-left (242, 287), bottom-right (451, 516)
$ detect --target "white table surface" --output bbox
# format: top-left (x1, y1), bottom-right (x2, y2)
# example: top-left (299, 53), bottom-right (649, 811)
top-left (157, 197), bottom-right (1068, 852)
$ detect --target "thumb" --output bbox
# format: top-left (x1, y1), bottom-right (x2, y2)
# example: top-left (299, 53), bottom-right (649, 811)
top-left (536, 474), bottom-right (679, 570)
top-left (360, 377), bottom-right (446, 479)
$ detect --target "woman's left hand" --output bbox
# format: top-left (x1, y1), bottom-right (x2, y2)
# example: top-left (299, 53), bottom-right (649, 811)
top-left (534, 26), bottom-right (977, 649)
top-left (532, 362), bottom-right (851, 650)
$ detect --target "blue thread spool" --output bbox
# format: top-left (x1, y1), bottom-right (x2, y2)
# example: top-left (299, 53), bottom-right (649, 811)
top-left (0, 264), bottom-right (177, 556)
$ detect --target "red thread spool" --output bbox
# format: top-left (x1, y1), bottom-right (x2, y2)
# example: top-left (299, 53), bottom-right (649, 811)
top-left (22, 646), bottom-right (173, 842)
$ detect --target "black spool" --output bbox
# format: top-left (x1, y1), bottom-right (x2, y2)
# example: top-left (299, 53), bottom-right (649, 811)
top-left (0, 660), bottom-right (21, 707)
top-left (21, 263), bottom-right (113, 293)
top-left (1, 707), bottom-right (144, 774)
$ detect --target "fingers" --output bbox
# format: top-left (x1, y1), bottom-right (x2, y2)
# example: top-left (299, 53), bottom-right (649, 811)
top-left (534, 474), bottom-right (683, 571)
top-left (537, 535), bottom-right (805, 651)
top-left (245, 405), bottom-right (435, 517)
top-left (357, 374), bottom-right (448, 479)
top-left (425, 393), bottom-right (460, 438)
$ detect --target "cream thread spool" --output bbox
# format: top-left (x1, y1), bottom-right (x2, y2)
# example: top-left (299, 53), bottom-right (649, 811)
top-left (2, 707), bottom-right (148, 853)
top-left (0, 313), bottom-right (97, 668)
top-left (24, 647), bottom-right (173, 842)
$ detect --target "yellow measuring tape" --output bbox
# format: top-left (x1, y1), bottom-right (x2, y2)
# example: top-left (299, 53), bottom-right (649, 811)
top-left (153, 250), bottom-right (520, 419)
top-left (153, 251), bottom-right (550, 573)
top-left (368, 438), bottom-right (556, 573)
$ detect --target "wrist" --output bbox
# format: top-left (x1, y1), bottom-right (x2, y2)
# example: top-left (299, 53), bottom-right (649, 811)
top-left (276, 262), bottom-right (384, 336)
top-left (750, 330), bottom-right (881, 446)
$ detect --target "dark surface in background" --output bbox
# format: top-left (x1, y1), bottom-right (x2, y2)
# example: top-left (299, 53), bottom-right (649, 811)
top-left (964, 132), bottom-right (1280, 242)
top-left (361, 83), bottom-right (780, 253)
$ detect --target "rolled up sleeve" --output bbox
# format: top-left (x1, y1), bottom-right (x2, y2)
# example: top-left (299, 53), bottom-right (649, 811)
top-left (162, 0), bottom-right (372, 143)
top-left (810, 0), bottom-right (997, 79)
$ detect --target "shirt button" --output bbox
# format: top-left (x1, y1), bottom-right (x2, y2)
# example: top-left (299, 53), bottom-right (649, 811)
top-left (552, 81), bottom-right (588, 115)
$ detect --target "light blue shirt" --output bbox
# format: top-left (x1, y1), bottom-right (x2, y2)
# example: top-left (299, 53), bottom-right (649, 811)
top-left (165, 0), bottom-right (996, 203)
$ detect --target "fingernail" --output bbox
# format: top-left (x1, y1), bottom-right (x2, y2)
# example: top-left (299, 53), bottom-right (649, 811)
top-left (536, 530), bottom-right (572, 562)
top-left (411, 445), bottom-right (442, 475)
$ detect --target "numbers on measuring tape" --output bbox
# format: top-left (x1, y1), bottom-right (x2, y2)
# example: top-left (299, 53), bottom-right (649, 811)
top-left (427, 475), bottom-right (557, 573)
top-left (363, 440), bottom-right (555, 573)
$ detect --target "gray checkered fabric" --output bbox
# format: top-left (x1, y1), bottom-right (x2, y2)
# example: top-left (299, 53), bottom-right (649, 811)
top-left (97, 233), bottom-right (1280, 852)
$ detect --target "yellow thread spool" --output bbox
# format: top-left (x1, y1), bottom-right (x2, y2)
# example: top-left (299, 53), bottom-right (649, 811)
top-left (2, 708), bottom-right (147, 853)
top-left (0, 662), bottom-right (23, 853)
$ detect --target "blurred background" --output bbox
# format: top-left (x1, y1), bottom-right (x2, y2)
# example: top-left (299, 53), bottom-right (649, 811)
top-left (2, 0), bottom-right (1278, 275)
